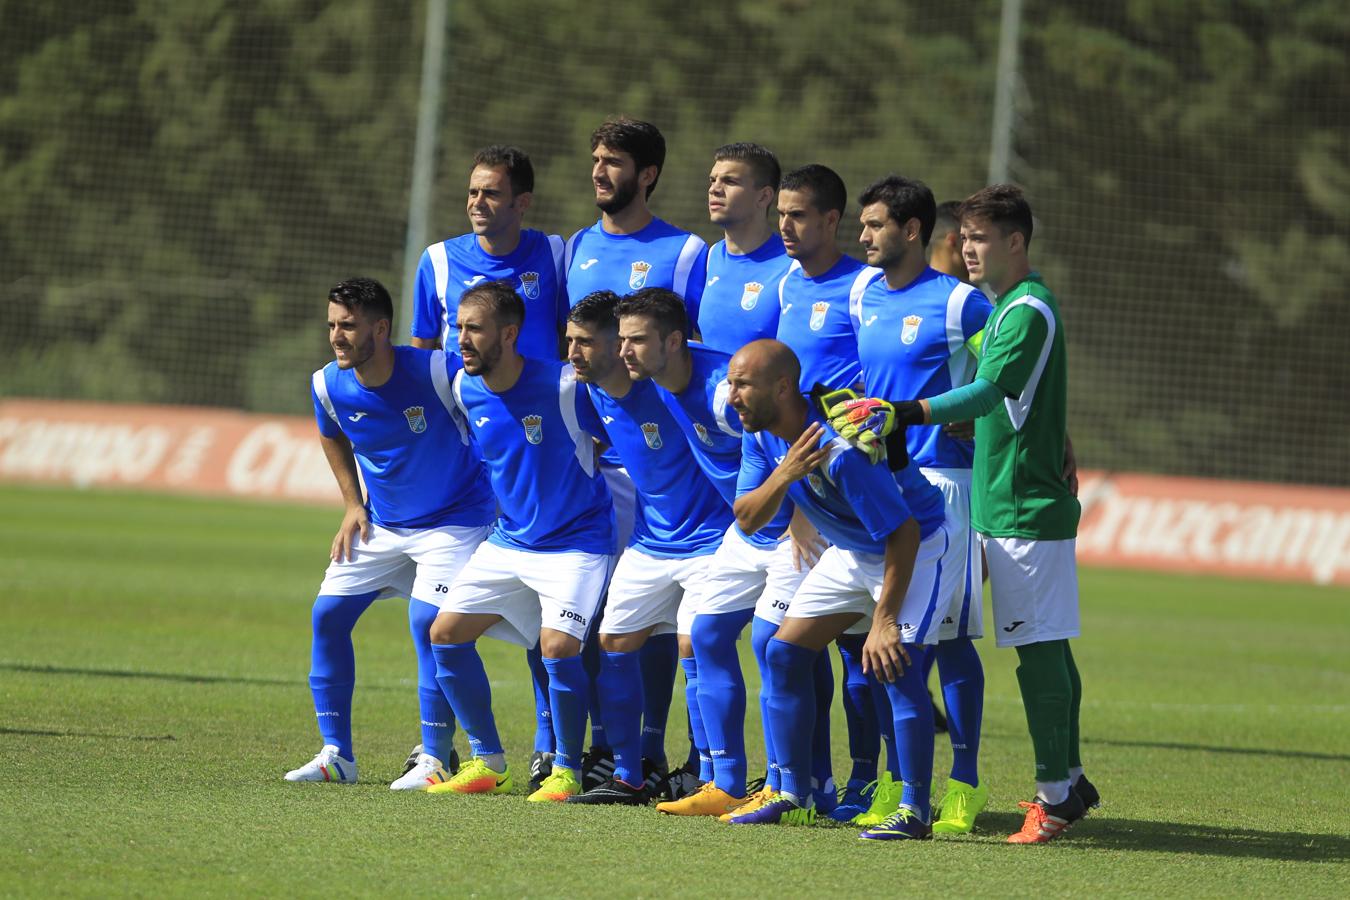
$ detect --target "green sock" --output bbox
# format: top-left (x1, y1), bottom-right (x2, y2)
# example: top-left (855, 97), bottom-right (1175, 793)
top-left (1065, 640), bottom-right (1082, 771)
top-left (1013, 640), bottom-right (1072, 784)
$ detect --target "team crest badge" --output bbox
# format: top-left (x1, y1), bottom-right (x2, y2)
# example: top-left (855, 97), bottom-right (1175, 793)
top-left (740, 282), bottom-right (763, 311)
top-left (807, 472), bottom-right (826, 497)
top-left (693, 422), bottom-right (715, 447)
top-left (629, 260), bottom-right (652, 290)
top-left (522, 414), bottom-right (543, 445)
top-left (641, 422), bottom-right (663, 450)
top-left (901, 314), bottom-right (923, 345)
top-left (519, 271), bottom-right (540, 300)
top-left (809, 301), bottom-right (829, 331)
top-left (403, 406), bottom-right (427, 434)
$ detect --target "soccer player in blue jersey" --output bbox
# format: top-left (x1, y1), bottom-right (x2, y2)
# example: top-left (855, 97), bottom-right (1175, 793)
top-left (555, 291), bottom-right (736, 805)
top-left (410, 145), bottom-right (567, 360)
top-left (698, 143), bottom-right (791, 354)
top-left (617, 289), bottom-right (831, 818)
top-left (855, 174), bottom-right (994, 833)
top-left (725, 339), bottom-right (951, 840)
top-left (422, 280), bottom-right (615, 803)
top-left (284, 278), bottom-right (495, 790)
top-left (929, 200), bottom-right (970, 283)
top-left (565, 118), bottom-right (708, 316)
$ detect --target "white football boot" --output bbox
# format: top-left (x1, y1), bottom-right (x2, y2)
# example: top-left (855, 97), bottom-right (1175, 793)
top-left (389, 753), bottom-right (451, 791)
top-left (284, 744), bottom-right (358, 783)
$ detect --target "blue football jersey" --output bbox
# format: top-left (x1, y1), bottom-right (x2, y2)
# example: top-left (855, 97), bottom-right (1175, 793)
top-left (411, 229), bottom-right (567, 360)
top-left (311, 346), bottom-right (496, 530)
top-left (654, 343), bottom-right (792, 549)
top-left (586, 379), bottom-right (731, 558)
top-left (738, 409), bottom-right (944, 554)
top-left (697, 234), bottom-right (791, 354)
top-left (775, 256), bottom-right (882, 392)
top-left (564, 218), bottom-right (708, 320)
top-left (452, 357), bottom-right (614, 554)
top-left (853, 268), bottom-right (992, 470)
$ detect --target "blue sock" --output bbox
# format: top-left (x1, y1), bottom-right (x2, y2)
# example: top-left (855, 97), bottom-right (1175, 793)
top-left (835, 634), bottom-right (879, 784)
top-left (870, 672), bottom-right (899, 779)
top-left (692, 608), bottom-right (753, 796)
top-left (408, 598), bottom-right (454, 766)
top-left (811, 643), bottom-right (835, 799)
top-left (639, 633), bottom-right (678, 762)
top-left (750, 616), bottom-right (780, 790)
top-left (581, 635), bottom-right (608, 750)
top-left (884, 644), bottom-right (936, 821)
top-left (307, 591), bottom-right (379, 759)
top-left (599, 650), bottom-right (643, 785)
top-left (764, 638), bottom-right (819, 803)
top-left (680, 656), bottom-right (712, 780)
top-left (431, 641), bottom-right (502, 758)
top-left (935, 636), bottom-right (984, 787)
top-left (542, 655), bottom-right (589, 771)
top-left (526, 645), bottom-right (554, 753)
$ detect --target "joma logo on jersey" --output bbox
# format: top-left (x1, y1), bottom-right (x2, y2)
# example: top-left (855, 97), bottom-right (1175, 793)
top-left (522, 414), bottom-right (544, 444)
top-left (740, 282), bottom-right (763, 311)
top-left (629, 260), bottom-right (652, 290)
top-left (519, 271), bottom-right (540, 300)
top-left (641, 422), bottom-right (663, 450)
top-left (901, 314), bottom-right (923, 345)
top-left (809, 301), bottom-right (830, 331)
top-left (403, 406), bottom-right (427, 433)
top-left (693, 422), bottom-right (715, 447)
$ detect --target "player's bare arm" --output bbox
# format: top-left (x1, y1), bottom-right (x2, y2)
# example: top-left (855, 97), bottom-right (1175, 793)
top-left (318, 431), bottom-right (368, 562)
top-left (733, 422), bottom-right (829, 534)
top-left (787, 505), bottom-right (825, 571)
top-left (410, 336), bottom-right (439, 351)
top-left (862, 516), bottom-right (919, 682)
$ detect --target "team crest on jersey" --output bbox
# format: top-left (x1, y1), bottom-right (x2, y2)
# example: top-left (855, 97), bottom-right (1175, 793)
top-left (809, 301), bottom-right (830, 331)
top-left (522, 414), bottom-right (544, 444)
top-left (403, 406), bottom-right (427, 434)
top-left (693, 422), bottom-right (715, 447)
top-left (519, 271), bottom-right (540, 300)
top-left (901, 315), bottom-right (923, 345)
top-left (806, 471), bottom-right (826, 497)
top-left (629, 261), bottom-right (652, 290)
top-left (740, 282), bottom-right (764, 311)
top-left (641, 422), bottom-right (663, 450)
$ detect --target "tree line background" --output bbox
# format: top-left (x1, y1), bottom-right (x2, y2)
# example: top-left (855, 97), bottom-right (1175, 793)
top-left (3, 0), bottom-right (1348, 486)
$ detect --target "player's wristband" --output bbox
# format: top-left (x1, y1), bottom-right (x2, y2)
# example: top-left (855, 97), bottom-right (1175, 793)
top-left (891, 400), bottom-right (925, 428)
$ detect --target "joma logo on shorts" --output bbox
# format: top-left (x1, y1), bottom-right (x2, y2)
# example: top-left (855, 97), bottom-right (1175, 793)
top-left (558, 610), bottom-right (588, 625)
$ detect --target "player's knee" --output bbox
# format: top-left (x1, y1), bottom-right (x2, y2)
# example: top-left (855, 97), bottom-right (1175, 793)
top-left (312, 594), bottom-right (358, 635)
top-left (428, 613), bottom-right (460, 645)
top-left (599, 631), bottom-right (644, 653)
top-left (539, 629), bottom-right (582, 659)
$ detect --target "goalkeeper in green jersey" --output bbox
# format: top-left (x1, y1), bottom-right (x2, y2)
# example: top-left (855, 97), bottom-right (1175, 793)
top-left (825, 184), bottom-right (1098, 844)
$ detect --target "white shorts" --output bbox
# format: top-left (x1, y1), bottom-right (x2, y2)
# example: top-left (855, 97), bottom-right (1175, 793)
top-left (440, 541), bottom-right (613, 648)
top-left (695, 525), bottom-right (807, 627)
top-left (922, 468), bottom-right (984, 641)
top-left (601, 548), bottom-right (715, 637)
top-left (786, 526), bottom-right (949, 645)
top-left (981, 536), bottom-right (1080, 648)
top-left (601, 464), bottom-right (637, 555)
top-left (317, 522), bottom-right (491, 605)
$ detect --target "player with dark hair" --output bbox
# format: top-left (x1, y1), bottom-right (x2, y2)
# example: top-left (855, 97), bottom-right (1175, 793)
top-left (852, 173), bottom-right (993, 833)
top-left (830, 184), bottom-right (1098, 843)
top-left (698, 143), bottom-right (791, 354)
top-left (411, 145), bottom-right (567, 361)
top-left (284, 277), bottom-right (495, 790)
top-left (422, 280), bottom-right (615, 804)
top-left (929, 200), bottom-right (969, 282)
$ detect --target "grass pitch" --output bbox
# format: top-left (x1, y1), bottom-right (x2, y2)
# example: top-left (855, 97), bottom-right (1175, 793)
top-left (2, 484), bottom-right (1348, 897)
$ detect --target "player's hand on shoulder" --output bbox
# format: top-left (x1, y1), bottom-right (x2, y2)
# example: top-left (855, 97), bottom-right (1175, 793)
top-left (775, 422), bottom-right (831, 483)
top-left (331, 505), bottom-right (370, 562)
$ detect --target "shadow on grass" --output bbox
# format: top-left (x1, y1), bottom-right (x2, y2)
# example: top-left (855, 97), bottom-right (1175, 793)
top-left (0, 662), bottom-right (403, 692)
top-left (1083, 736), bottom-right (1350, 763)
top-left (0, 726), bottom-right (175, 742)
top-left (978, 811), bottom-right (1348, 862)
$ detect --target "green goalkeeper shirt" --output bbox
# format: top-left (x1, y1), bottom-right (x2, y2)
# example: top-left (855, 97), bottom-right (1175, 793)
top-left (972, 273), bottom-right (1080, 540)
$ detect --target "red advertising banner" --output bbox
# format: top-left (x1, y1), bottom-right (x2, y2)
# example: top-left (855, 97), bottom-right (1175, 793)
top-left (3, 399), bottom-right (1348, 586)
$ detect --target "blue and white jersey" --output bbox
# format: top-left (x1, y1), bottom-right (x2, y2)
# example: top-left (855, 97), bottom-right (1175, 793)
top-left (586, 379), bottom-right (731, 558)
top-left (564, 217), bottom-right (708, 319)
top-left (853, 268), bottom-right (992, 470)
top-left (738, 409), bottom-right (944, 555)
top-left (697, 234), bottom-right (791, 354)
top-left (655, 343), bottom-right (792, 549)
top-left (311, 346), bottom-right (495, 530)
top-left (412, 229), bottom-right (567, 360)
top-left (775, 256), bottom-right (882, 392)
top-left (452, 357), bottom-right (614, 555)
